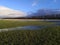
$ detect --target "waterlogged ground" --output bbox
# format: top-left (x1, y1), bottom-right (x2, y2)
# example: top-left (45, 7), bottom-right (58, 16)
top-left (0, 19), bottom-right (60, 45)
top-left (0, 26), bottom-right (60, 45)
top-left (0, 19), bottom-right (60, 31)
top-left (0, 19), bottom-right (54, 29)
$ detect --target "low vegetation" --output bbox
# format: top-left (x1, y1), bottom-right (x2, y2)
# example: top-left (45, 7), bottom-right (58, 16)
top-left (0, 19), bottom-right (59, 45)
top-left (0, 19), bottom-right (54, 29)
top-left (0, 26), bottom-right (59, 45)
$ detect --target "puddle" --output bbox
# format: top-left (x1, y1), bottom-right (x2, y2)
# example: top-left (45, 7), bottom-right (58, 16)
top-left (0, 21), bottom-right (60, 32)
top-left (0, 26), bottom-right (42, 32)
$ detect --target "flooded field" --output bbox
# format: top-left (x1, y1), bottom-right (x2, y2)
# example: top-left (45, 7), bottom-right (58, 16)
top-left (0, 19), bottom-right (60, 45)
top-left (0, 19), bottom-right (60, 32)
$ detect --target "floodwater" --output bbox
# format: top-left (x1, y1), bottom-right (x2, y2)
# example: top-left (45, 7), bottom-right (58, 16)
top-left (0, 20), bottom-right (60, 32)
top-left (0, 26), bottom-right (42, 32)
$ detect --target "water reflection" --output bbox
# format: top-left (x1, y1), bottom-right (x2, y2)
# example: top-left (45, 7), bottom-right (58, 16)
top-left (0, 26), bottom-right (41, 32)
top-left (0, 21), bottom-right (60, 32)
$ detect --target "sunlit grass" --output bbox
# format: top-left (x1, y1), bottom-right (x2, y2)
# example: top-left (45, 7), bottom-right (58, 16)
top-left (0, 19), bottom-right (54, 29)
top-left (0, 19), bottom-right (59, 45)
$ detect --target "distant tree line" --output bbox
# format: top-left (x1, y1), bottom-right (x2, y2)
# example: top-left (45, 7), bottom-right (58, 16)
top-left (3, 14), bottom-right (60, 19)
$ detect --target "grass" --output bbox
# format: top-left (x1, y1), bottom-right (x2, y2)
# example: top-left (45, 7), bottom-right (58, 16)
top-left (0, 19), bottom-right (59, 45)
top-left (0, 26), bottom-right (59, 45)
top-left (0, 19), bottom-right (60, 45)
top-left (0, 19), bottom-right (54, 29)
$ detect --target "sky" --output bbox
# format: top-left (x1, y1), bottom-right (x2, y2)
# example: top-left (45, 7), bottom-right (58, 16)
top-left (0, 0), bottom-right (60, 13)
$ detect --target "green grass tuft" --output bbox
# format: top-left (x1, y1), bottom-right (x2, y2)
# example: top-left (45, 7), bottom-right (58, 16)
top-left (0, 26), bottom-right (59, 45)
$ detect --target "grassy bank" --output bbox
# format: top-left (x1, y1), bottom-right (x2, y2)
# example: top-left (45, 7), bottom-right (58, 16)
top-left (0, 26), bottom-right (59, 45)
top-left (0, 20), bottom-right (54, 29)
